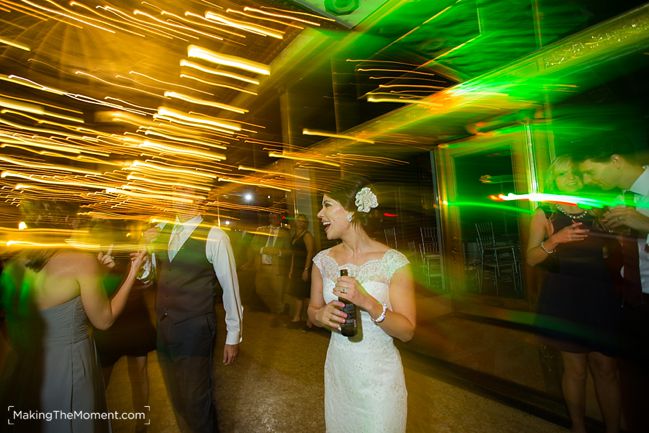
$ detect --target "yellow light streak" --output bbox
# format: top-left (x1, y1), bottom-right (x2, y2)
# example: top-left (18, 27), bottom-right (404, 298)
top-left (260, 6), bottom-right (336, 22)
top-left (1, 171), bottom-right (107, 189)
top-left (204, 11), bottom-right (284, 39)
top-left (153, 115), bottom-right (236, 136)
top-left (180, 59), bottom-right (260, 85)
top-left (127, 160), bottom-right (217, 179)
top-left (180, 74), bottom-right (258, 95)
top-left (155, 107), bottom-right (241, 132)
top-left (128, 71), bottom-right (215, 96)
top-left (0, 92), bottom-right (83, 115)
top-left (103, 97), bottom-right (157, 114)
top-left (0, 74), bottom-right (66, 95)
top-left (0, 96), bottom-right (43, 116)
top-left (68, 1), bottom-right (147, 37)
top-left (227, 8), bottom-right (304, 30)
top-left (0, 36), bottom-right (30, 51)
top-left (74, 71), bottom-right (163, 99)
top-left (22, 0), bottom-right (115, 34)
top-left (268, 152), bottom-right (341, 167)
top-left (355, 68), bottom-right (436, 77)
top-left (0, 0), bottom-right (50, 20)
top-left (0, 136), bottom-right (82, 156)
top-left (139, 129), bottom-right (228, 150)
top-left (243, 7), bottom-right (320, 26)
top-left (237, 165), bottom-right (310, 180)
top-left (126, 174), bottom-right (211, 191)
top-left (182, 12), bottom-right (247, 38)
top-left (377, 84), bottom-right (446, 90)
top-left (0, 155), bottom-right (101, 176)
top-left (136, 9), bottom-right (224, 41)
top-left (99, 6), bottom-right (175, 40)
top-left (2, 240), bottom-right (101, 251)
top-left (217, 177), bottom-right (291, 192)
top-left (13, 183), bottom-right (86, 195)
top-left (164, 91), bottom-right (248, 114)
top-left (68, 94), bottom-right (150, 117)
top-left (366, 95), bottom-right (440, 107)
top-left (302, 128), bottom-right (375, 144)
top-left (139, 140), bottom-right (226, 161)
top-left (120, 184), bottom-right (206, 201)
top-left (188, 45), bottom-right (271, 76)
top-left (0, 106), bottom-right (83, 124)
top-left (104, 188), bottom-right (195, 203)
top-left (132, 10), bottom-right (200, 40)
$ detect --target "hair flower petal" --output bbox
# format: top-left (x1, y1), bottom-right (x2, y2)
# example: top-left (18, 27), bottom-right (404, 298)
top-left (355, 187), bottom-right (378, 213)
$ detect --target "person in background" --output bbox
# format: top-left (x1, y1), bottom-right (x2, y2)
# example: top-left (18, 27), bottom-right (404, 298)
top-left (576, 147), bottom-right (649, 433)
top-left (93, 219), bottom-right (156, 433)
top-left (527, 156), bottom-right (621, 433)
top-left (287, 213), bottom-right (315, 328)
top-left (149, 191), bottom-right (243, 433)
top-left (308, 176), bottom-right (416, 433)
top-left (0, 200), bottom-right (145, 433)
top-left (252, 212), bottom-right (290, 315)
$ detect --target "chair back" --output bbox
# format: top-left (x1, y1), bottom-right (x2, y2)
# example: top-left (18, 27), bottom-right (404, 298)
top-left (384, 227), bottom-right (398, 249)
top-left (419, 241), bottom-right (440, 259)
top-left (420, 226), bottom-right (436, 244)
top-left (475, 221), bottom-right (496, 249)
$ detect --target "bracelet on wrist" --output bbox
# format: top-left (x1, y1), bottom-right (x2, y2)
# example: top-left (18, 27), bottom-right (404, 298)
top-left (539, 241), bottom-right (555, 255)
top-left (371, 303), bottom-right (388, 324)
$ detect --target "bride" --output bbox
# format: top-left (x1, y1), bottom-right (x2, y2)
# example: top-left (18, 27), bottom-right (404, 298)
top-left (307, 177), bottom-right (416, 433)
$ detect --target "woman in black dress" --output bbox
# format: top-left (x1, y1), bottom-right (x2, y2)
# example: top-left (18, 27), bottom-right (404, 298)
top-left (93, 220), bottom-right (156, 433)
top-left (288, 214), bottom-right (315, 328)
top-left (527, 156), bottom-right (621, 433)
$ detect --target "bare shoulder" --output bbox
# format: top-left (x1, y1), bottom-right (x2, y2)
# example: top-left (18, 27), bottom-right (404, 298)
top-left (46, 250), bottom-right (98, 276)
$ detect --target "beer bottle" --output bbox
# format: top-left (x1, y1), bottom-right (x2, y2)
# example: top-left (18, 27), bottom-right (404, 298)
top-left (338, 269), bottom-right (357, 337)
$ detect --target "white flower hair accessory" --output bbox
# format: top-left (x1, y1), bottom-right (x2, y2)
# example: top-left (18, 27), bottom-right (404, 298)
top-left (355, 187), bottom-right (378, 213)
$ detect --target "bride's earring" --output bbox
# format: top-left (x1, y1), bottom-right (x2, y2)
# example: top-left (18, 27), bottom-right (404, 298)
top-left (346, 213), bottom-right (353, 222)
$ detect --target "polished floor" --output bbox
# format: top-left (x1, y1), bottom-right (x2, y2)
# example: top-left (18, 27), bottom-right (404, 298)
top-left (104, 309), bottom-right (570, 433)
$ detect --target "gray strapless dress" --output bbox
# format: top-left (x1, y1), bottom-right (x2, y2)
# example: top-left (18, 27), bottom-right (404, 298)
top-left (4, 296), bottom-right (109, 433)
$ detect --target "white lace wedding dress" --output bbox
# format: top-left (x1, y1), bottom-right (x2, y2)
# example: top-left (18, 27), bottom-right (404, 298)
top-left (313, 248), bottom-right (409, 433)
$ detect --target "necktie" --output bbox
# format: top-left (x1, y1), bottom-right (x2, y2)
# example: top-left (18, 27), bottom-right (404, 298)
top-left (168, 224), bottom-right (183, 262)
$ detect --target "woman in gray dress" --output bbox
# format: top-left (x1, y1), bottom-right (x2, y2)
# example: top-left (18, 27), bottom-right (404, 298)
top-left (0, 200), bottom-right (145, 433)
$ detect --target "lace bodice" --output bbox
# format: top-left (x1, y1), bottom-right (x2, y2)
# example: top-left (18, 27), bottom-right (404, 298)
top-left (314, 248), bottom-right (408, 304)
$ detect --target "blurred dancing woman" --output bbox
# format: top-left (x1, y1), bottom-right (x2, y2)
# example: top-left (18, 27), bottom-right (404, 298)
top-left (288, 213), bottom-right (315, 328)
top-left (527, 156), bottom-right (621, 433)
top-left (0, 200), bottom-right (145, 433)
top-left (308, 177), bottom-right (416, 433)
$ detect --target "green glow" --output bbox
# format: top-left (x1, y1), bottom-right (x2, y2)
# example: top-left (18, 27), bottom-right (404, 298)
top-left (447, 200), bottom-right (533, 215)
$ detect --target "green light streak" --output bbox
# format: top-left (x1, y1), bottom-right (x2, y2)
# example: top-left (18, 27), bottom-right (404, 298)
top-left (446, 200), bottom-right (533, 215)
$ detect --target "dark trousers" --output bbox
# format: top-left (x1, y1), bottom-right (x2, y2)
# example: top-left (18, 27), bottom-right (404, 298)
top-left (619, 299), bottom-right (649, 433)
top-left (157, 313), bottom-right (219, 433)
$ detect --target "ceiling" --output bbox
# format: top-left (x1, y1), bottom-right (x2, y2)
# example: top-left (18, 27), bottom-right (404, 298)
top-left (0, 0), bottom-right (648, 229)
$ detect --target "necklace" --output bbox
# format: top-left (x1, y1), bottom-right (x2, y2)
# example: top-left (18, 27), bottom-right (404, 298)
top-left (556, 205), bottom-right (588, 220)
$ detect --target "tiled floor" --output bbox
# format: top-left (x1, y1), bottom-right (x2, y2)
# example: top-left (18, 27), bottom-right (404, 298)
top-left (105, 309), bottom-right (569, 433)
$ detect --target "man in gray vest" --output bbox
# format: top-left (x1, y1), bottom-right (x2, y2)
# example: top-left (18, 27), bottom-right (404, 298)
top-left (152, 195), bottom-right (243, 433)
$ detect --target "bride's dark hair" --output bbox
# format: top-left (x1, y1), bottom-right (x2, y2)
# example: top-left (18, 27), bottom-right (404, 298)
top-left (19, 200), bottom-right (80, 271)
top-left (325, 175), bottom-right (381, 235)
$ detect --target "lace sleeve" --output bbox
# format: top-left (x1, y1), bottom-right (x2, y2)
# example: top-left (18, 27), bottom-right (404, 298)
top-left (385, 249), bottom-right (409, 280)
top-left (312, 249), bottom-right (327, 274)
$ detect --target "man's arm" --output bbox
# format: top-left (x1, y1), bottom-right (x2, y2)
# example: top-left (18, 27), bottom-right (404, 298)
top-left (206, 226), bottom-right (243, 365)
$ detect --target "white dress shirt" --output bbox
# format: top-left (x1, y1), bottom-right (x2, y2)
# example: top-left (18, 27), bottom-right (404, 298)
top-left (261, 225), bottom-right (280, 265)
top-left (628, 166), bottom-right (649, 294)
top-left (165, 215), bottom-right (243, 344)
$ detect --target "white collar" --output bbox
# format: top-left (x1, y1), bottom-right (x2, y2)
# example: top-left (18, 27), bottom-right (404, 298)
top-left (629, 166), bottom-right (649, 197)
top-left (174, 215), bottom-right (203, 230)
